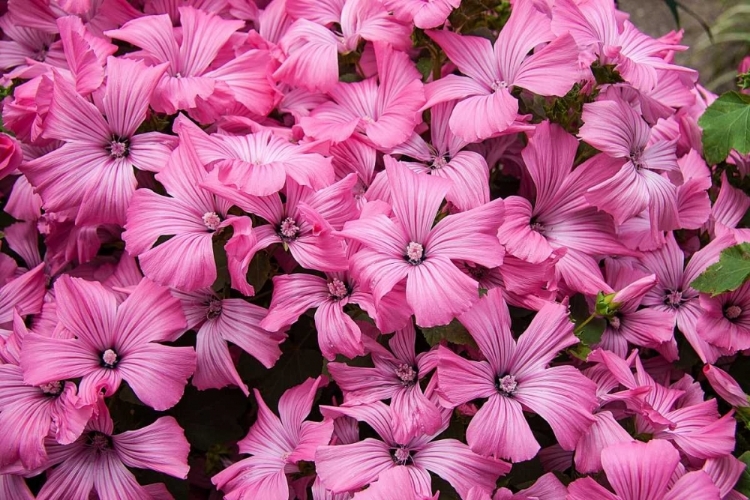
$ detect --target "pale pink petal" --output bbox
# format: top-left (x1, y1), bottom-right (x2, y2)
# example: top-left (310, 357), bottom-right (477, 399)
top-left (457, 288), bottom-right (514, 373)
top-left (435, 346), bottom-right (497, 406)
top-left (449, 88), bottom-right (518, 143)
top-left (114, 416), bottom-right (190, 478)
top-left (663, 471), bottom-right (721, 500)
top-left (426, 30), bottom-right (496, 86)
top-left (315, 439), bottom-right (393, 493)
top-left (415, 439), bottom-right (510, 497)
top-left (513, 366), bottom-right (597, 450)
top-left (117, 344), bottom-right (196, 411)
top-left (466, 393), bottom-right (539, 462)
top-left (510, 302), bottom-right (576, 377)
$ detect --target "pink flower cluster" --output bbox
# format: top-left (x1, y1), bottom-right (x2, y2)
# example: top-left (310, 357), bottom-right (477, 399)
top-left (0, 0), bottom-right (747, 498)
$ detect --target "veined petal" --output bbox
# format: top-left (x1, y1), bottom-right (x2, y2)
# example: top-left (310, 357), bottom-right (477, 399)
top-left (466, 393), bottom-right (539, 462)
top-left (114, 416), bottom-right (190, 478)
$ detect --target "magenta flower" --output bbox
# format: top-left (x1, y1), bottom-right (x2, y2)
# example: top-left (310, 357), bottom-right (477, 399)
top-left (0, 474), bottom-right (33, 499)
top-left (203, 168), bottom-right (358, 276)
top-left (436, 288), bottom-right (597, 462)
top-left (315, 402), bottom-right (510, 498)
top-left (124, 138), bottom-right (258, 293)
top-left (276, 0), bottom-right (411, 91)
top-left (497, 121), bottom-right (636, 295)
top-left (176, 288), bottom-right (287, 395)
top-left (639, 232), bottom-right (740, 363)
top-left (596, 262), bottom-right (675, 359)
top-left (36, 406), bottom-right (190, 500)
top-left (579, 96), bottom-right (680, 232)
top-left (703, 364), bottom-right (749, 408)
top-left (552, 0), bottom-right (694, 92)
top-left (22, 57), bottom-right (176, 226)
top-left (342, 157), bottom-right (505, 327)
top-left (391, 101), bottom-right (490, 211)
top-left (0, 361), bottom-right (92, 470)
top-left (106, 7), bottom-right (278, 122)
top-left (697, 280), bottom-right (750, 352)
top-left (568, 440), bottom-right (720, 500)
top-left (423, 1), bottom-right (580, 142)
top-left (177, 112), bottom-right (334, 197)
top-left (300, 42), bottom-right (426, 149)
top-left (327, 323), bottom-right (442, 442)
top-left (21, 276), bottom-right (196, 411)
top-left (261, 271), bottom-right (386, 360)
top-left (212, 377), bottom-right (334, 499)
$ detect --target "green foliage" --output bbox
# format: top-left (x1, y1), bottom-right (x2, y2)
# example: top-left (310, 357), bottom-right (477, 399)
top-left (691, 243), bottom-right (750, 296)
top-left (699, 91), bottom-right (750, 165)
top-left (420, 319), bottom-right (476, 347)
top-left (568, 294), bottom-right (606, 361)
top-left (736, 452), bottom-right (750, 495)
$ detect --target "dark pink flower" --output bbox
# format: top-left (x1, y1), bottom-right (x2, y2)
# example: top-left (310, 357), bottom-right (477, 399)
top-left (21, 276), bottom-right (195, 411)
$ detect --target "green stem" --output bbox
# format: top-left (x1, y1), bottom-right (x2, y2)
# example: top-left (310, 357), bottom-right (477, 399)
top-left (574, 313), bottom-right (597, 336)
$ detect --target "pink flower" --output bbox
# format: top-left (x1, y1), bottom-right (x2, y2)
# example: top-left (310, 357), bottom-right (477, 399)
top-left (176, 288), bottom-right (287, 395)
top-left (261, 271), bottom-right (382, 360)
top-left (21, 276), bottom-right (196, 411)
top-left (315, 402), bottom-right (510, 497)
top-left (703, 364), bottom-right (749, 408)
top-left (353, 467), bottom-right (436, 500)
top-left (384, 0), bottom-right (459, 29)
top-left (423, 1), bottom-right (579, 142)
top-left (552, 0), bottom-right (695, 92)
top-left (123, 139), bottom-right (256, 293)
top-left (595, 262), bottom-right (675, 359)
top-left (579, 96), bottom-right (680, 232)
top-left (203, 169), bottom-right (358, 277)
top-left (0, 361), bottom-right (92, 470)
top-left (22, 57), bottom-right (176, 226)
top-left (300, 42), bottom-right (425, 149)
top-left (276, 0), bottom-right (411, 91)
top-left (327, 323), bottom-right (442, 442)
top-left (567, 440), bottom-right (720, 500)
top-left (177, 112), bottom-right (334, 197)
top-left (436, 288), bottom-right (597, 462)
top-left (212, 377), bottom-right (334, 500)
top-left (342, 157), bottom-right (505, 327)
top-left (0, 133), bottom-right (23, 180)
top-left (497, 121), bottom-right (635, 295)
top-left (106, 7), bottom-right (278, 122)
top-left (639, 232), bottom-right (744, 363)
top-left (697, 280), bottom-right (750, 352)
top-left (391, 101), bottom-right (490, 211)
top-left (36, 406), bottom-right (190, 500)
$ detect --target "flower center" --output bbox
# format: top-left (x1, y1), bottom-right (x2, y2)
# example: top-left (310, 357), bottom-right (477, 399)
top-left (86, 431), bottom-right (113, 452)
top-left (278, 217), bottom-right (300, 241)
top-left (609, 315), bottom-right (621, 329)
top-left (35, 45), bottom-right (49, 62)
top-left (725, 305), bottom-right (743, 320)
top-left (630, 147), bottom-right (646, 169)
top-left (392, 447), bottom-right (413, 465)
top-left (664, 289), bottom-right (684, 308)
top-left (530, 221), bottom-right (544, 233)
top-left (101, 349), bottom-right (119, 368)
top-left (395, 363), bottom-right (417, 386)
top-left (405, 242), bottom-right (425, 265)
top-left (206, 299), bottom-right (223, 320)
top-left (491, 80), bottom-right (508, 91)
top-left (40, 380), bottom-right (63, 396)
top-left (327, 278), bottom-right (349, 300)
top-left (108, 137), bottom-right (129, 159)
top-left (431, 156), bottom-right (448, 171)
top-left (497, 374), bottom-right (517, 396)
top-left (203, 212), bottom-right (221, 231)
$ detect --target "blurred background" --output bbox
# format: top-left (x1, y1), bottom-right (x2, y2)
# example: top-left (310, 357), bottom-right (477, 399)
top-left (619, 0), bottom-right (748, 93)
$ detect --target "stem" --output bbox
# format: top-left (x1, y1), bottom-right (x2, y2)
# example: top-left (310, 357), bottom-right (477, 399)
top-left (574, 313), bottom-right (597, 336)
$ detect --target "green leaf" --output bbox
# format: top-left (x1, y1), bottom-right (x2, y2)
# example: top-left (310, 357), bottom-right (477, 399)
top-left (735, 452), bottom-right (750, 495)
top-left (663, 0), bottom-right (680, 26)
top-left (699, 91), bottom-right (750, 165)
top-left (420, 319), bottom-right (476, 347)
top-left (417, 57), bottom-right (432, 81)
top-left (246, 251), bottom-right (272, 292)
top-left (691, 243), bottom-right (750, 296)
